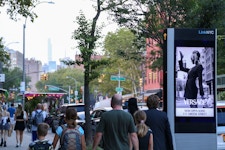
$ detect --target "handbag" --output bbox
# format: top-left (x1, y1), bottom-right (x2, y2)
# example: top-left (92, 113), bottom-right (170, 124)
top-left (23, 111), bottom-right (27, 120)
top-left (7, 117), bottom-right (10, 123)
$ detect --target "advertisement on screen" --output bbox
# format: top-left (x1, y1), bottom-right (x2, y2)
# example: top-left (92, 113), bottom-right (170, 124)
top-left (175, 46), bottom-right (215, 117)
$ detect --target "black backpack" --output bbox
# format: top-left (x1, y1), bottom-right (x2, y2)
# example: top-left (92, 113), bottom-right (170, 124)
top-left (29, 140), bottom-right (53, 150)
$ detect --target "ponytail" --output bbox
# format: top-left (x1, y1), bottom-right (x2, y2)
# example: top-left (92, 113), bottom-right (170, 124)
top-left (136, 123), bottom-right (149, 137)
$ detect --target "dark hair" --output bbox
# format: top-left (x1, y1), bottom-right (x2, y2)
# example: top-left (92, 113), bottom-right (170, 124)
top-left (11, 103), bottom-right (14, 107)
top-left (147, 95), bottom-right (160, 109)
top-left (128, 97), bottom-right (138, 116)
top-left (193, 50), bottom-right (200, 59)
top-left (37, 123), bottom-right (49, 137)
top-left (111, 94), bottom-right (122, 107)
top-left (65, 108), bottom-right (77, 128)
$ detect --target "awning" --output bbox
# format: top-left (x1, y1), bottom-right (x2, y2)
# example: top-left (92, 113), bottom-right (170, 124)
top-left (0, 88), bottom-right (9, 99)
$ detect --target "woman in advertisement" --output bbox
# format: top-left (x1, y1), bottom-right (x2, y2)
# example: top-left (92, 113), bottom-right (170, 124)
top-left (179, 50), bottom-right (205, 108)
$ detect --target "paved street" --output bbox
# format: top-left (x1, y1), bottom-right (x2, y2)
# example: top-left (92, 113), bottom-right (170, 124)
top-left (0, 128), bottom-right (59, 150)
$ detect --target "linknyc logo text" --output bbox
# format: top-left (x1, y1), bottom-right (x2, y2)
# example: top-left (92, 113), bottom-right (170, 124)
top-left (198, 30), bottom-right (214, 35)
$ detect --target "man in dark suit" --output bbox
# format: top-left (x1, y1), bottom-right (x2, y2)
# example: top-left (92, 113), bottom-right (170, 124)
top-left (145, 95), bottom-right (174, 150)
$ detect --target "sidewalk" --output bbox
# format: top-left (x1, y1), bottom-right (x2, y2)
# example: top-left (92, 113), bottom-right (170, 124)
top-left (0, 128), bottom-right (59, 150)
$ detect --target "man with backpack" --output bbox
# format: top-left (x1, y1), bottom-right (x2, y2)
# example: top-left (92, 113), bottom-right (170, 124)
top-left (31, 103), bottom-right (47, 141)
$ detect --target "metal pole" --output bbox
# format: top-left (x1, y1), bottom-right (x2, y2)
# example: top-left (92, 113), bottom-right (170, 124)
top-left (142, 62), bottom-right (144, 102)
top-left (22, 23), bottom-right (26, 107)
top-left (21, 1), bottom-right (54, 107)
top-left (75, 79), bottom-right (77, 100)
top-left (0, 62), bottom-right (2, 88)
top-left (68, 85), bottom-right (71, 104)
top-left (118, 69), bottom-right (121, 94)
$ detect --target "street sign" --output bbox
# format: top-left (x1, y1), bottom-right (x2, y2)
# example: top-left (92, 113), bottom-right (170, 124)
top-left (115, 87), bottom-right (123, 92)
top-left (110, 75), bottom-right (126, 81)
top-left (0, 74), bottom-right (5, 82)
top-left (48, 87), bottom-right (59, 91)
top-left (20, 82), bottom-right (25, 92)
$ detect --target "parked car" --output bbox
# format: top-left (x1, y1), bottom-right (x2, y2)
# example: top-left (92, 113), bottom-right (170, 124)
top-left (91, 107), bottom-right (112, 123)
top-left (76, 107), bottom-right (112, 125)
top-left (123, 101), bottom-right (148, 111)
top-left (51, 103), bottom-right (85, 133)
top-left (217, 101), bottom-right (225, 149)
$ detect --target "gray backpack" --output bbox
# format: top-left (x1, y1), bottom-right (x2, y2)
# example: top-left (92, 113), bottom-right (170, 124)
top-left (59, 125), bottom-right (82, 150)
top-left (33, 111), bottom-right (44, 126)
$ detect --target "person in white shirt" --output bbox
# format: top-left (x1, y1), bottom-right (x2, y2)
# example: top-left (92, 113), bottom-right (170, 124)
top-left (0, 105), bottom-right (10, 147)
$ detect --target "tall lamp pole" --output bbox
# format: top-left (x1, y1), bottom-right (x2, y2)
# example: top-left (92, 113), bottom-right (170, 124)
top-left (66, 76), bottom-right (78, 101)
top-left (22, 1), bottom-right (54, 106)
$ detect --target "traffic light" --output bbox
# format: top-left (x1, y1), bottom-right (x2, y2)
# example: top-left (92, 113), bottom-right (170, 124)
top-left (139, 78), bottom-right (143, 87)
top-left (70, 89), bottom-right (73, 94)
top-left (43, 74), bottom-right (47, 80)
top-left (41, 74), bottom-right (48, 80)
top-left (45, 74), bottom-right (48, 80)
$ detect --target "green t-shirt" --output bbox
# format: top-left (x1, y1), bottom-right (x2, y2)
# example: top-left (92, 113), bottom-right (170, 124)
top-left (96, 110), bottom-right (136, 150)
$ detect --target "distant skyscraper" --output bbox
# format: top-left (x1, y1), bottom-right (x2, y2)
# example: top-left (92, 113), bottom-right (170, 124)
top-left (48, 38), bottom-right (52, 61)
top-left (42, 63), bottom-right (49, 73)
top-left (48, 61), bottom-right (57, 72)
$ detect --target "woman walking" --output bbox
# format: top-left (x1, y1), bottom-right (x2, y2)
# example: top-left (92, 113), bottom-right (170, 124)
top-left (0, 105), bottom-right (10, 147)
top-left (134, 110), bottom-right (153, 150)
top-left (14, 104), bottom-right (27, 147)
top-left (52, 108), bottom-right (86, 150)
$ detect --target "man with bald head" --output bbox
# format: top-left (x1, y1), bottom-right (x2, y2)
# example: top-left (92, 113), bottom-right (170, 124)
top-left (92, 94), bottom-right (139, 150)
top-left (31, 103), bottom-right (47, 141)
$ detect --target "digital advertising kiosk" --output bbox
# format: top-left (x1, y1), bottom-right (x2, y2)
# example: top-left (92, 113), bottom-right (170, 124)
top-left (163, 28), bottom-right (217, 150)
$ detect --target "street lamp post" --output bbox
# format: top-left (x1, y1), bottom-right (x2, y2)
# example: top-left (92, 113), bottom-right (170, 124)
top-left (66, 76), bottom-right (78, 101)
top-left (141, 51), bottom-right (146, 102)
top-left (22, 1), bottom-right (54, 106)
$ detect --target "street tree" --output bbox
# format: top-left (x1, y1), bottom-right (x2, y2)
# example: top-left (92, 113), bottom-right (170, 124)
top-left (100, 28), bottom-right (142, 96)
top-left (70, 11), bottom-right (110, 145)
top-left (0, 0), bottom-right (39, 21)
top-left (0, 38), bottom-right (10, 66)
top-left (217, 36), bottom-right (225, 75)
top-left (62, 0), bottom-right (132, 145)
top-left (1, 67), bottom-right (30, 102)
top-left (35, 68), bottom-right (84, 93)
top-left (3, 67), bottom-right (24, 90)
top-left (107, 0), bottom-right (225, 71)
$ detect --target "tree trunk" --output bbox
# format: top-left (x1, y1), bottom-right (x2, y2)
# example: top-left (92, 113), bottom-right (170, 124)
top-left (84, 66), bottom-right (92, 146)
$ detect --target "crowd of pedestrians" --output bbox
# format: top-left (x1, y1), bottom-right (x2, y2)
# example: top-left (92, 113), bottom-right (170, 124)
top-left (0, 92), bottom-right (174, 150)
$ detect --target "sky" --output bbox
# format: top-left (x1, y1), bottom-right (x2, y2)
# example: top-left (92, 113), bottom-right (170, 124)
top-left (0, 0), bottom-right (118, 65)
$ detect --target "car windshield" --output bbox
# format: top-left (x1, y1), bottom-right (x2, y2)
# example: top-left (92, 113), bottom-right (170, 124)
top-left (59, 104), bottom-right (85, 113)
top-left (67, 105), bottom-right (85, 112)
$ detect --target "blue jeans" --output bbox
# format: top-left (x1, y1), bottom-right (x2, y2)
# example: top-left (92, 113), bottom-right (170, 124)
top-left (32, 131), bottom-right (37, 141)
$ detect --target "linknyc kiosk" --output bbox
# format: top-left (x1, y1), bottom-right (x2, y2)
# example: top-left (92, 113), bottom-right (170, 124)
top-left (163, 28), bottom-right (217, 150)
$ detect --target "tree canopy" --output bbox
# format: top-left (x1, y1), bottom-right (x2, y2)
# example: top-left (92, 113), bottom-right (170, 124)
top-left (106, 0), bottom-right (225, 72)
